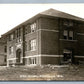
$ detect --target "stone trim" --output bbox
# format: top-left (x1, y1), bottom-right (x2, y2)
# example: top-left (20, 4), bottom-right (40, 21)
top-left (7, 55), bottom-right (84, 61)
top-left (23, 54), bottom-right (63, 58)
top-left (75, 56), bottom-right (84, 58)
top-left (37, 29), bottom-right (59, 33)
top-left (0, 54), bottom-right (6, 56)
top-left (7, 58), bottom-right (17, 60)
top-left (77, 33), bottom-right (84, 36)
top-left (59, 39), bottom-right (77, 42)
top-left (25, 29), bottom-right (59, 36)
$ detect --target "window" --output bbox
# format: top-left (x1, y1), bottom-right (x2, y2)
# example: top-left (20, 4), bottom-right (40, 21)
top-left (63, 21), bottom-right (68, 26)
top-left (69, 21), bottom-right (73, 26)
top-left (25, 25), bottom-right (28, 34)
top-left (63, 20), bottom-right (73, 27)
top-left (25, 24), bottom-right (31, 34)
top-left (29, 57), bottom-right (36, 64)
top-left (63, 30), bottom-right (68, 39)
top-left (30, 23), bottom-right (36, 33)
top-left (16, 28), bottom-right (22, 43)
top-left (16, 38), bottom-right (22, 43)
top-left (19, 28), bottom-right (21, 37)
top-left (9, 46), bottom-right (13, 54)
top-left (11, 34), bottom-right (14, 40)
top-left (63, 30), bottom-right (73, 40)
top-left (4, 46), bottom-right (7, 53)
top-left (16, 29), bottom-right (19, 38)
top-left (9, 33), bottom-right (14, 41)
top-left (9, 47), bottom-right (11, 54)
top-left (29, 39), bottom-right (36, 51)
top-left (25, 27), bottom-right (28, 34)
top-left (16, 28), bottom-right (21, 38)
top-left (63, 49), bottom-right (72, 62)
top-left (4, 55), bottom-right (7, 62)
top-left (25, 41), bottom-right (27, 51)
top-left (69, 31), bottom-right (73, 40)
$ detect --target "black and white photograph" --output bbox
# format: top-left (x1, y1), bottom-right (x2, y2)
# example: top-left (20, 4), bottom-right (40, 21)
top-left (0, 4), bottom-right (84, 81)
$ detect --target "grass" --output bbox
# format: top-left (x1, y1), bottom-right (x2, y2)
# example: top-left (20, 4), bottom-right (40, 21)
top-left (0, 64), bottom-right (84, 81)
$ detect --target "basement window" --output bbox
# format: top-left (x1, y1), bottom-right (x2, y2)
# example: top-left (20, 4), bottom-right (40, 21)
top-left (29, 57), bottom-right (36, 64)
top-left (63, 49), bottom-right (72, 62)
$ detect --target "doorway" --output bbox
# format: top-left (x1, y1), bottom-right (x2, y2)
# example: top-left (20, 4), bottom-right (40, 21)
top-left (16, 49), bottom-right (21, 63)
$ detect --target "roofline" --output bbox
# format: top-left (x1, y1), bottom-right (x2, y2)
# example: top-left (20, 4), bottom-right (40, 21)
top-left (2, 9), bottom-right (84, 37)
top-left (2, 13), bottom-right (41, 37)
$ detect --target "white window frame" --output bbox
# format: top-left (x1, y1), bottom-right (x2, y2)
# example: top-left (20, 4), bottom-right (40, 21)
top-left (30, 22), bottom-right (36, 33)
top-left (63, 30), bottom-right (68, 39)
top-left (30, 39), bottom-right (36, 51)
top-left (9, 46), bottom-right (13, 54)
top-left (9, 34), bottom-right (14, 41)
top-left (29, 57), bottom-right (36, 65)
top-left (11, 34), bottom-right (14, 40)
top-left (69, 31), bottom-right (73, 40)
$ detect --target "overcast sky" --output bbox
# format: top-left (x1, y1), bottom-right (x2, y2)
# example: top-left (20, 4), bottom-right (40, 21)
top-left (0, 4), bottom-right (84, 36)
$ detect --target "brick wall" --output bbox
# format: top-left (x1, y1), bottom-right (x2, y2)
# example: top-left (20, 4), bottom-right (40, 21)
top-left (0, 38), bottom-right (7, 65)
top-left (40, 17), bottom-right (59, 55)
top-left (77, 23), bottom-right (84, 56)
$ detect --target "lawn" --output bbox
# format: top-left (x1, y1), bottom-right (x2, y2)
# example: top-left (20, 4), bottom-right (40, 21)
top-left (0, 65), bottom-right (84, 81)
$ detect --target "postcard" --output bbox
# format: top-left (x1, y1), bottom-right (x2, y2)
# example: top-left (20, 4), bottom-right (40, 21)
top-left (0, 3), bottom-right (84, 83)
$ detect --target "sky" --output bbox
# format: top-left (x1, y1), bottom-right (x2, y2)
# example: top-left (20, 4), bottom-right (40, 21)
top-left (0, 4), bottom-right (84, 36)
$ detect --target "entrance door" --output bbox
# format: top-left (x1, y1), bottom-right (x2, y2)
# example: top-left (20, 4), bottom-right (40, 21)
top-left (16, 49), bottom-right (21, 63)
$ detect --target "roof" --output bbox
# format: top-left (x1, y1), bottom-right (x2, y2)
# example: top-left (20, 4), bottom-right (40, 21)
top-left (39, 8), bottom-right (84, 21)
top-left (2, 8), bottom-right (84, 36)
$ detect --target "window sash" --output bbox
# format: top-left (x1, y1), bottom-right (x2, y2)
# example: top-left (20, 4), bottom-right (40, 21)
top-left (9, 46), bottom-right (13, 54)
top-left (63, 30), bottom-right (73, 40)
top-left (64, 30), bottom-right (68, 36)
top-left (30, 39), bottom-right (36, 51)
top-left (30, 23), bottom-right (36, 33)
top-left (16, 28), bottom-right (21, 38)
top-left (29, 57), bottom-right (36, 64)
top-left (69, 31), bottom-right (73, 37)
top-left (11, 34), bottom-right (14, 40)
